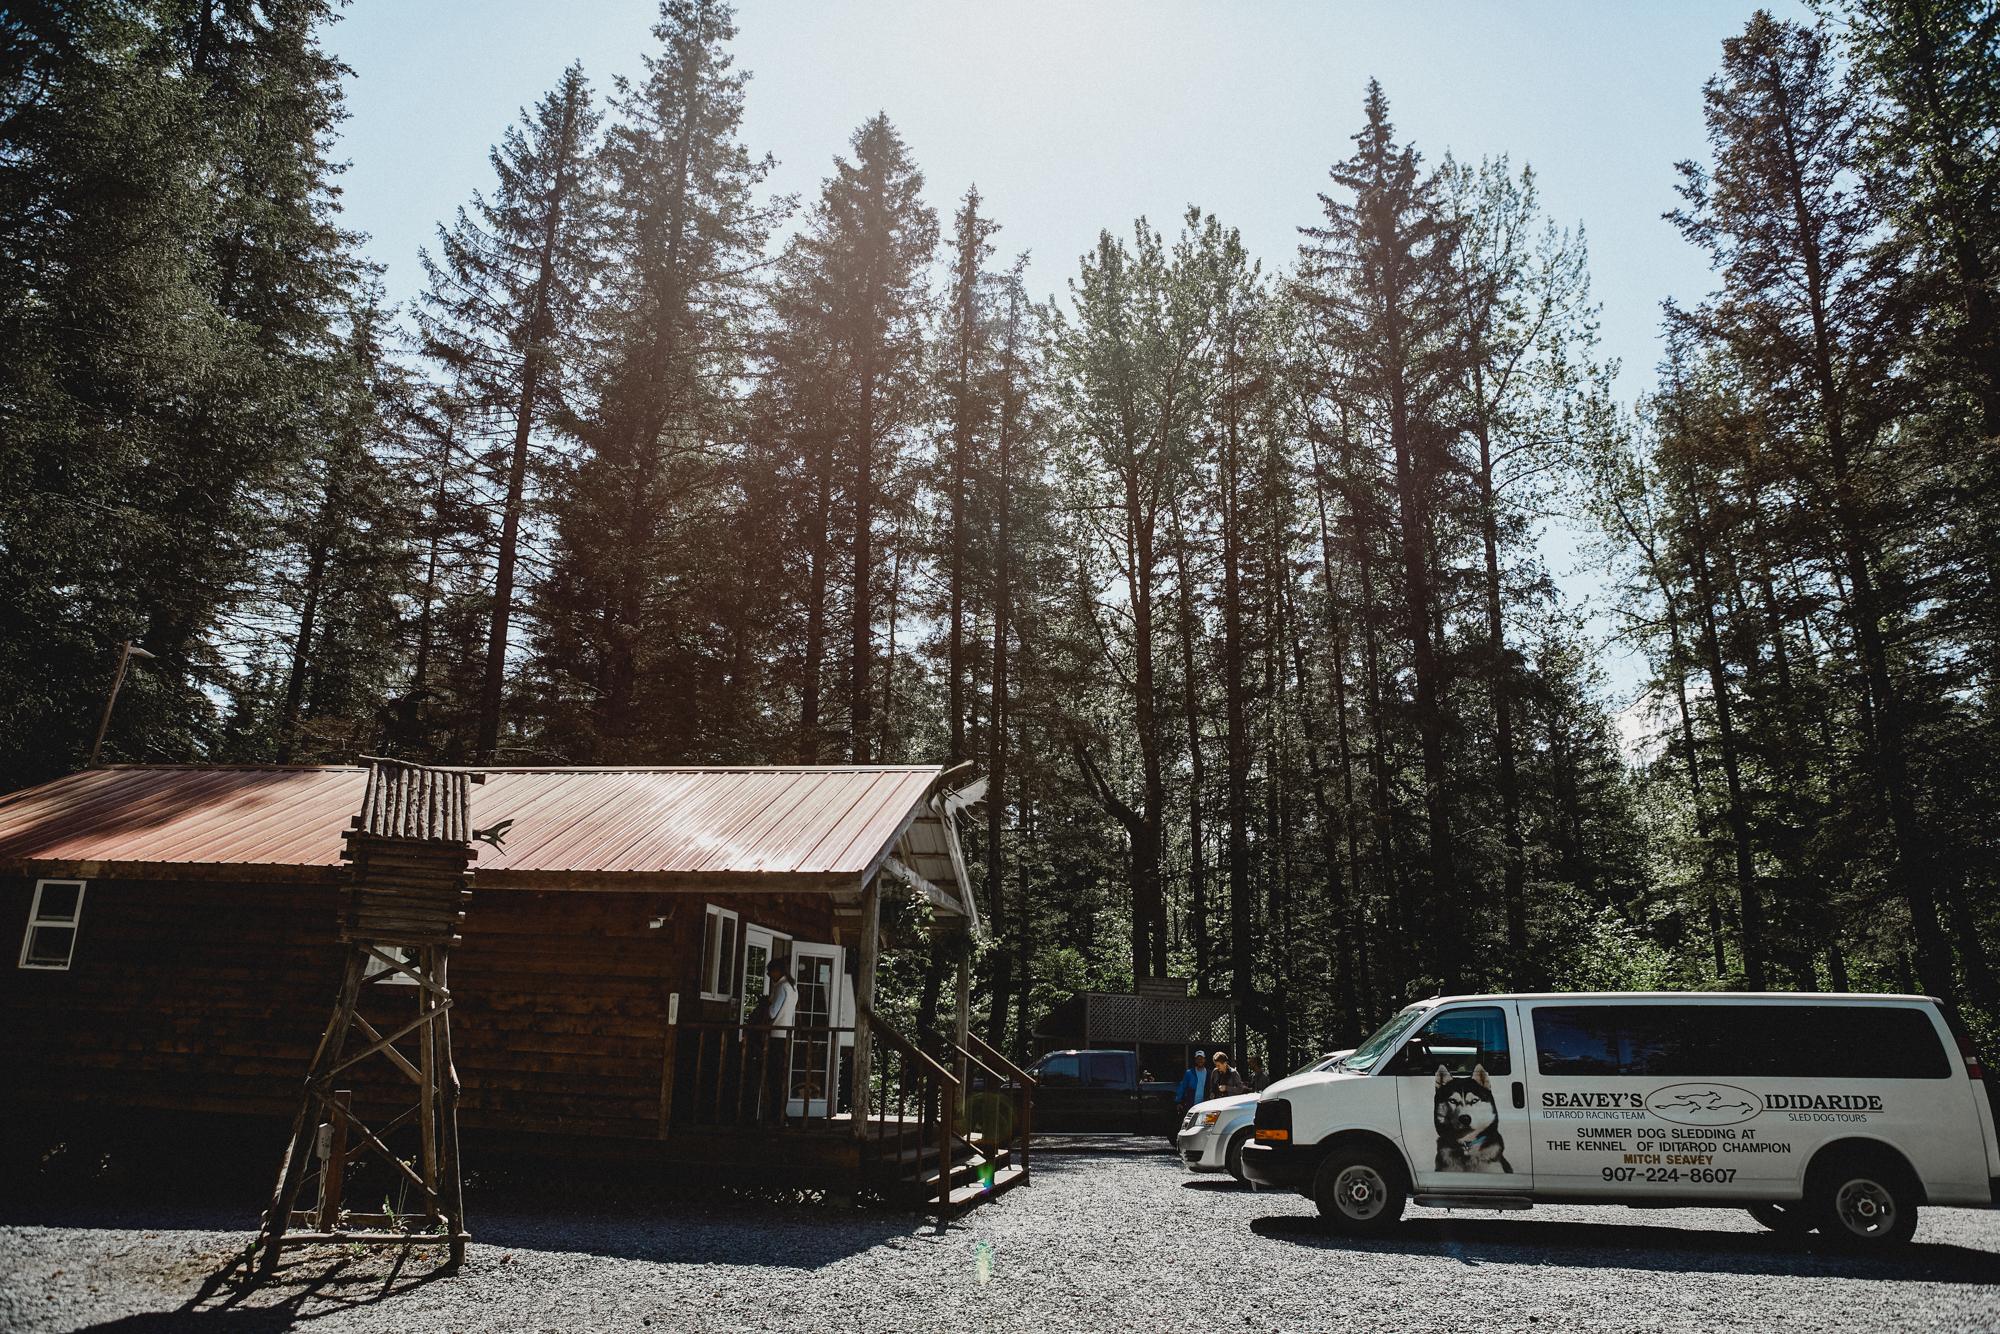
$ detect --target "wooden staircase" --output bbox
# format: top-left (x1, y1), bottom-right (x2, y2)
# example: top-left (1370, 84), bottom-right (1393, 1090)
top-left (859, 1017), bottom-right (1035, 1215)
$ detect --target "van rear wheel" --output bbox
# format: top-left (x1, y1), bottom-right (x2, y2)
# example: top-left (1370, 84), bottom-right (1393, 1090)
top-left (1312, 1146), bottom-right (1406, 1235)
top-left (1809, 1157), bottom-right (1919, 1249)
top-left (1747, 1202), bottom-right (1812, 1235)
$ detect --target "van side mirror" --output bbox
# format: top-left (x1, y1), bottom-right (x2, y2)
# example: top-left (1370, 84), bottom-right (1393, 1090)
top-left (1398, 1037), bottom-right (1429, 1073)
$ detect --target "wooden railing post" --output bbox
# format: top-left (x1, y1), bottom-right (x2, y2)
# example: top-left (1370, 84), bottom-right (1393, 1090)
top-left (952, 942), bottom-right (970, 1134)
top-left (968, 1030), bottom-right (1035, 1184)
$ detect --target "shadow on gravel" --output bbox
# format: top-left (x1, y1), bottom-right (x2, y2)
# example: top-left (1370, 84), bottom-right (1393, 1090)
top-left (1248, 1214), bottom-right (1998, 1283)
top-left (73, 1240), bottom-right (456, 1332)
top-left (1181, 1179), bottom-right (1248, 1192)
top-left (472, 1205), bottom-right (917, 1269)
top-left (1028, 1134), bottom-right (1180, 1169)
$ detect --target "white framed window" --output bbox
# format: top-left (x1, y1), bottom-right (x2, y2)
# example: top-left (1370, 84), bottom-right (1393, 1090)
top-left (363, 944), bottom-right (419, 987)
top-left (700, 904), bottom-right (740, 1001)
top-left (19, 879), bottom-right (86, 970)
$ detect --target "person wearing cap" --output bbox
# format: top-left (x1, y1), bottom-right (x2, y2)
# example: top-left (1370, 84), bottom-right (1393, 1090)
top-left (1175, 1050), bottom-right (1210, 1116)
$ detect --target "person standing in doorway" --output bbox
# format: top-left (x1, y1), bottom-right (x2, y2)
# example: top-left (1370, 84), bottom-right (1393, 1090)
top-left (751, 956), bottom-right (797, 1122)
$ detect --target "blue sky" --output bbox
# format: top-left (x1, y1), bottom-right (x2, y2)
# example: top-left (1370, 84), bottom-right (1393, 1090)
top-left (325, 0), bottom-right (1814, 707)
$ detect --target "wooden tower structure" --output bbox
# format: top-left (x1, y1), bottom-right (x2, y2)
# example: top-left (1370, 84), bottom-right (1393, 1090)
top-left (255, 758), bottom-right (482, 1273)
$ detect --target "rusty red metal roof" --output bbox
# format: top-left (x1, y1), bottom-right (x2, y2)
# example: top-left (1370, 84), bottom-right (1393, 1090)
top-left (0, 764), bottom-right (951, 890)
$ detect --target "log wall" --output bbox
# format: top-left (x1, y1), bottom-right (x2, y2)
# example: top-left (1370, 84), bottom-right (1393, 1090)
top-left (0, 876), bottom-right (840, 1142)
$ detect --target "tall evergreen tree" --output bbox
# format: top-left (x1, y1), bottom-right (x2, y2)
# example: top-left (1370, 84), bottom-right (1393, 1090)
top-left (417, 62), bottom-right (607, 761)
top-left (1671, 12), bottom-right (1954, 997)
top-left (533, 0), bottom-right (775, 761)
top-left (1300, 82), bottom-right (1474, 987)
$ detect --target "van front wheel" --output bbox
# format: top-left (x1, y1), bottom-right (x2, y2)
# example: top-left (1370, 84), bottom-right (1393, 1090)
top-left (1810, 1159), bottom-right (1919, 1249)
top-left (1312, 1146), bottom-right (1406, 1235)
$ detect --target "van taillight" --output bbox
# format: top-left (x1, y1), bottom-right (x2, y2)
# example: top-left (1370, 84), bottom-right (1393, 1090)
top-left (1956, 1029), bottom-right (1986, 1081)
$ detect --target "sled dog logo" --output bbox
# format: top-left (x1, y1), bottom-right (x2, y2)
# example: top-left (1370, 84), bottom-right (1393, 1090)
top-left (1645, 1082), bottom-right (1761, 1127)
top-left (1434, 1065), bottom-right (1513, 1173)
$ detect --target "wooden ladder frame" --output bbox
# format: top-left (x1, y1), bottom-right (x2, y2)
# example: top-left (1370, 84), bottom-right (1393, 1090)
top-left (255, 941), bottom-right (468, 1272)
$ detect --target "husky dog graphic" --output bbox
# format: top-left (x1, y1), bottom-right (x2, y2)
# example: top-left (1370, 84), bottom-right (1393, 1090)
top-left (1434, 1065), bottom-right (1513, 1173)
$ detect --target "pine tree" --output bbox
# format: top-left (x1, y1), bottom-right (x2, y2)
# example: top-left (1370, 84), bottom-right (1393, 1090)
top-left (418, 63), bottom-right (607, 761)
top-left (1300, 82), bottom-right (1474, 987)
top-left (1671, 12), bottom-right (1954, 998)
top-left (0, 0), bottom-right (360, 781)
top-left (533, 0), bottom-right (775, 761)
top-left (940, 186), bottom-right (1000, 762)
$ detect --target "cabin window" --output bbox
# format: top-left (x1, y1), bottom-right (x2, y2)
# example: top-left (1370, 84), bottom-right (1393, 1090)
top-left (363, 945), bottom-right (419, 987)
top-left (700, 904), bottom-right (740, 1001)
top-left (19, 879), bottom-right (85, 970)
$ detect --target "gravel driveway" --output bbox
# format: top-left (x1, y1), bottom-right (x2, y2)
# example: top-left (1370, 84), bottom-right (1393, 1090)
top-left (2, 1135), bottom-right (1996, 1333)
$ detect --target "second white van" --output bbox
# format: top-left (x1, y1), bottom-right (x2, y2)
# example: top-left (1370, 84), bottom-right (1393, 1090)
top-left (1241, 992), bottom-right (2000, 1248)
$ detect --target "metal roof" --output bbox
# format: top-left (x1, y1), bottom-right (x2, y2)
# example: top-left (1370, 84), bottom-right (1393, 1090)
top-left (0, 764), bottom-right (976, 915)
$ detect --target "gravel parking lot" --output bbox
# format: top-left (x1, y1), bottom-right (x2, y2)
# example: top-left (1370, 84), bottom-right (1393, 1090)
top-left (2, 1135), bottom-right (1996, 1333)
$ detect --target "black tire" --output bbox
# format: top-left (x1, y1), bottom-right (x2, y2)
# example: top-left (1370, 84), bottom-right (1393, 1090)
top-left (1809, 1154), bottom-right (1920, 1249)
top-left (1747, 1202), bottom-right (1813, 1235)
top-left (1224, 1127), bottom-right (1253, 1183)
top-left (1311, 1145), bottom-right (1406, 1235)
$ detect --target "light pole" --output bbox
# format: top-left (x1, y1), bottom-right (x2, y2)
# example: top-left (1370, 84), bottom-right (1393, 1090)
top-left (87, 641), bottom-right (155, 767)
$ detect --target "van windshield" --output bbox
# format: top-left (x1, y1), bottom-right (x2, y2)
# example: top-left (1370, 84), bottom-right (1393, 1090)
top-left (1341, 1004), bottom-right (1429, 1072)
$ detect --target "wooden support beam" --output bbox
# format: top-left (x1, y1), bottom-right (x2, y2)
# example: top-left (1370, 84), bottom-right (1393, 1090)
top-left (882, 855), bottom-right (959, 914)
top-left (352, 1014), bottom-right (423, 1085)
top-left (316, 1090), bottom-right (351, 1233)
top-left (850, 872), bottom-right (882, 1140)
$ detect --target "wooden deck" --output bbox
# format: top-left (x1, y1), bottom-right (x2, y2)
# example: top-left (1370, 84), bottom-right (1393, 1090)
top-left (658, 1020), bottom-right (1037, 1212)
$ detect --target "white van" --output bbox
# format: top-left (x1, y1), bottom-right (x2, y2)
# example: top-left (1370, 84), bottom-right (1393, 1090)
top-left (1241, 992), bottom-right (2000, 1247)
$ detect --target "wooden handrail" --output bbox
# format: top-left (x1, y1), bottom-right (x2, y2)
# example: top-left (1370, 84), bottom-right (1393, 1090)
top-left (953, 1044), bottom-right (1006, 1088)
top-left (949, 1036), bottom-right (1034, 1185)
top-left (966, 1031), bottom-right (1035, 1087)
top-left (672, 1021), bottom-right (855, 1036)
top-left (863, 1007), bottom-right (960, 1090)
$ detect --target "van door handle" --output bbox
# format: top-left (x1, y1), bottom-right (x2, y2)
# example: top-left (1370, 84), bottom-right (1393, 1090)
top-left (1512, 1081), bottom-right (1526, 1110)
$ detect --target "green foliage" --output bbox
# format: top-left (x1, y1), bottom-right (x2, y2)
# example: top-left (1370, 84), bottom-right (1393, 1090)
top-left (4, 0), bottom-right (1993, 1063)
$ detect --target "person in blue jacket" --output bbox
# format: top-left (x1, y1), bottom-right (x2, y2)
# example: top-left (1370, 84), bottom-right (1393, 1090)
top-left (1176, 1049), bottom-right (1210, 1115)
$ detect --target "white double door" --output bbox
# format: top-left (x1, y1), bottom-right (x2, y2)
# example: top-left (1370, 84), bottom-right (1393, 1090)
top-left (742, 927), bottom-right (853, 1119)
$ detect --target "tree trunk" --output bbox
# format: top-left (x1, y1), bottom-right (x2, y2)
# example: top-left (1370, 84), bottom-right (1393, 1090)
top-left (1169, 502), bottom-right (1211, 992)
top-left (1684, 482), bottom-right (1765, 989)
top-left (851, 370), bottom-right (877, 764)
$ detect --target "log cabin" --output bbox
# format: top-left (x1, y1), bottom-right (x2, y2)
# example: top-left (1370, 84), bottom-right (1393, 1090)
top-left (0, 762), bottom-right (1031, 1212)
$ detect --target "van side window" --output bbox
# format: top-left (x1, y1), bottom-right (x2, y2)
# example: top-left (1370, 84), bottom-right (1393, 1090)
top-left (1037, 1054), bottom-right (1082, 1087)
top-left (1533, 1004), bottom-right (1950, 1079)
top-left (1532, 1007), bottom-right (1618, 1075)
top-left (1409, 1006), bottom-right (1511, 1076)
top-left (1084, 1053), bottom-right (1130, 1088)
